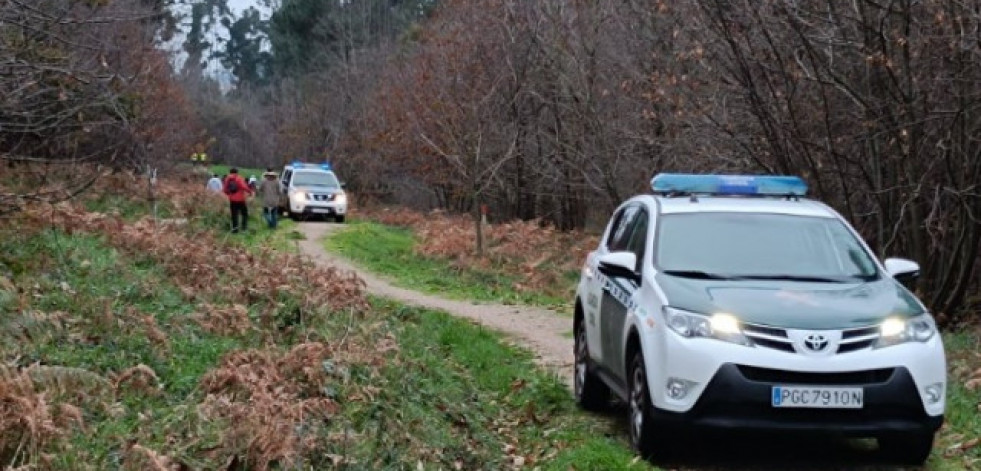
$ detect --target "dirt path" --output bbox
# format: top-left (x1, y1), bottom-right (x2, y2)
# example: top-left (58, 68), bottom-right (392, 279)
top-left (296, 222), bottom-right (575, 386)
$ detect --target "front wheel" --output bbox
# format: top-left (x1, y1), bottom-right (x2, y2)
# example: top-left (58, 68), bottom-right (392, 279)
top-left (628, 351), bottom-right (671, 459)
top-left (879, 433), bottom-right (934, 465)
top-left (574, 321), bottom-right (609, 411)
top-left (335, 215), bottom-right (345, 223)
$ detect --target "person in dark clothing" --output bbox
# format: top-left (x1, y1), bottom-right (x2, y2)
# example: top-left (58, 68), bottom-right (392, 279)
top-left (223, 167), bottom-right (254, 233)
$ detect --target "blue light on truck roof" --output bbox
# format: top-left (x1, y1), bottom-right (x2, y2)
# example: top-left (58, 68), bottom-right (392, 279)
top-left (651, 174), bottom-right (808, 196)
top-left (289, 160), bottom-right (332, 171)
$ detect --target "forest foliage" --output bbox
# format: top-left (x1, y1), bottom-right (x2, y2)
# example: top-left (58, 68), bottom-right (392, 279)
top-left (3, 0), bottom-right (981, 317)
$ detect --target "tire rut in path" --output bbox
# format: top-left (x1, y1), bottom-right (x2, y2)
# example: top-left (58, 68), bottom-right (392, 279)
top-left (296, 222), bottom-right (575, 387)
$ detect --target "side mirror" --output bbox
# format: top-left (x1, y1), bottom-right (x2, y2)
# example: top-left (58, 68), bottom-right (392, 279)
top-left (597, 251), bottom-right (640, 282)
top-left (883, 258), bottom-right (920, 283)
top-left (340, 182), bottom-right (347, 189)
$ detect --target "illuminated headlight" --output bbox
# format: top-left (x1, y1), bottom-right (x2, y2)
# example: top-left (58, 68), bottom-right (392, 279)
top-left (334, 193), bottom-right (348, 205)
top-left (663, 307), bottom-right (752, 346)
top-left (875, 314), bottom-right (936, 348)
top-left (290, 191), bottom-right (307, 203)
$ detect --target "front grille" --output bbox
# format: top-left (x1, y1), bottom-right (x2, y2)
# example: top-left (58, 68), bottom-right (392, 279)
top-left (837, 325), bottom-right (880, 353)
top-left (737, 365), bottom-right (895, 385)
top-left (312, 194), bottom-right (335, 202)
top-left (741, 322), bottom-right (881, 355)
top-left (742, 323), bottom-right (794, 353)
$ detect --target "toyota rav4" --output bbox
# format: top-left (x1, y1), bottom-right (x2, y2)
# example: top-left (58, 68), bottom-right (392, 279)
top-left (573, 174), bottom-right (945, 464)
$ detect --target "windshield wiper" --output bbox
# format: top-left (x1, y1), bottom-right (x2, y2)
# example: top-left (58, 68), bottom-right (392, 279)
top-left (662, 270), bottom-right (732, 280)
top-left (728, 274), bottom-right (847, 283)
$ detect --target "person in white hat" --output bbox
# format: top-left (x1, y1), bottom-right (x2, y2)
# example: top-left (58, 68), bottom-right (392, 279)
top-left (258, 168), bottom-right (280, 229)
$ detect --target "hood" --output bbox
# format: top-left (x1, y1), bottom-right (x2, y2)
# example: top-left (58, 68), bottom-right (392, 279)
top-left (655, 274), bottom-right (924, 329)
top-left (292, 185), bottom-right (342, 194)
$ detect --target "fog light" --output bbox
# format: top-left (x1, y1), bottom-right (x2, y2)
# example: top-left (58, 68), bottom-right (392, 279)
top-left (924, 383), bottom-right (944, 404)
top-left (666, 378), bottom-right (693, 400)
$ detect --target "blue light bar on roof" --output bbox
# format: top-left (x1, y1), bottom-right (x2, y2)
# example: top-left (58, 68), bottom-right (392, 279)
top-left (651, 173), bottom-right (808, 196)
top-left (290, 160), bottom-right (333, 171)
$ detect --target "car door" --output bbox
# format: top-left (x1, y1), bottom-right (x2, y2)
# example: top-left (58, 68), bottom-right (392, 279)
top-left (582, 207), bottom-right (627, 363)
top-left (278, 169), bottom-right (292, 207)
top-left (600, 205), bottom-right (648, 380)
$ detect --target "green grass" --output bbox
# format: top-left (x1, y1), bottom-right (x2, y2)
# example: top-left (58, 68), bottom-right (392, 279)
top-left (325, 220), bottom-right (570, 308)
top-left (209, 164), bottom-right (267, 179)
top-left (931, 330), bottom-right (981, 470)
top-left (0, 201), bottom-right (640, 468)
top-left (336, 298), bottom-right (644, 470)
top-left (0, 229), bottom-right (251, 466)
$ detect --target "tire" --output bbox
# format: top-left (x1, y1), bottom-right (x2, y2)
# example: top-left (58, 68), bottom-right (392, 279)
top-left (879, 432), bottom-right (934, 465)
top-left (574, 320), bottom-right (609, 411)
top-left (335, 215), bottom-right (345, 223)
top-left (628, 351), bottom-right (666, 459)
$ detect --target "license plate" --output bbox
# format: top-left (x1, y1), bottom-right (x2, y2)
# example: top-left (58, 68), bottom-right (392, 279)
top-left (771, 386), bottom-right (863, 409)
top-left (312, 208), bottom-right (331, 214)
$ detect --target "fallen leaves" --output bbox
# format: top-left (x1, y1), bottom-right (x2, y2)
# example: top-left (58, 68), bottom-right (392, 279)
top-left (198, 343), bottom-right (343, 470)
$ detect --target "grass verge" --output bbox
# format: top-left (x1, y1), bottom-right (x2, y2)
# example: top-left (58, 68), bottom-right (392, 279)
top-left (325, 220), bottom-right (571, 308)
top-left (208, 164), bottom-right (267, 179)
top-left (0, 191), bottom-right (643, 468)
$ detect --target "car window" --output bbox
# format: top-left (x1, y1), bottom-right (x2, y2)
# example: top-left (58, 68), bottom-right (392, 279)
top-left (608, 205), bottom-right (640, 252)
top-left (626, 209), bottom-right (649, 270)
top-left (655, 213), bottom-right (878, 280)
top-left (292, 171), bottom-right (340, 188)
top-left (604, 208), bottom-right (626, 249)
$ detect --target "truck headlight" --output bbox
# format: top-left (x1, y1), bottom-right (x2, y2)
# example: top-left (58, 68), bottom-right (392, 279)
top-left (876, 314), bottom-right (936, 348)
top-left (663, 307), bottom-right (752, 346)
top-left (334, 193), bottom-right (347, 205)
top-left (290, 191), bottom-right (307, 203)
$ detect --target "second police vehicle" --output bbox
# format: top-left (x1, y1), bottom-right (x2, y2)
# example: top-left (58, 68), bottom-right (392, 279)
top-left (573, 174), bottom-right (945, 464)
top-left (279, 161), bottom-right (348, 222)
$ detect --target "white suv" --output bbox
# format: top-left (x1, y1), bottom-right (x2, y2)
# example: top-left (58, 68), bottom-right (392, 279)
top-left (573, 174), bottom-right (945, 464)
top-left (279, 162), bottom-right (348, 222)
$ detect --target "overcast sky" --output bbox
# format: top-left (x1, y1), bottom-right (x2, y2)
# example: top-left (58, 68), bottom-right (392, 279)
top-left (227, 0), bottom-right (262, 14)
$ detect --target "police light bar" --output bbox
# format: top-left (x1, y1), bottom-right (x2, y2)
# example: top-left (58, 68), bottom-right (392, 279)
top-left (651, 173), bottom-right (808, 196)
top-left (289, 160), bottom-right (332, 171)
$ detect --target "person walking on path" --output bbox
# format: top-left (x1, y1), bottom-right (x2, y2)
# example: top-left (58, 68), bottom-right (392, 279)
top-left (258, 168), bottom-right (280, 229)
top-left (223, 168), bottom-right (254, 233)
top-left (206, 174), bottom-right (223, 193)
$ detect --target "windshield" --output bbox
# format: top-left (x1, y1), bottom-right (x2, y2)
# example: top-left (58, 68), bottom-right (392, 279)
top-left (292, 171), bottom-right (339, 188)
top-left (656, 213), bottom-right (878, 282)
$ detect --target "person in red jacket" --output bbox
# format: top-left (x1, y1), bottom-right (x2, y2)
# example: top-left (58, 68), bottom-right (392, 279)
top-left (223, 167), bottom-right (254, 233)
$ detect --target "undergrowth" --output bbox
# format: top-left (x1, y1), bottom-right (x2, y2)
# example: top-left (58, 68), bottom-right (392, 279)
top-left (326, 211), bottom-right (589, 309)
top-left (0, 173), bottom-right (643, 469)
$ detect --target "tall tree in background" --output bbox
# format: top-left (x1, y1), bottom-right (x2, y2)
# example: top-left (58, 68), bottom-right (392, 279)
top-left (181, 0), bottom-right (231, 76)
top-left (217, 7), bottom-right (273, 86)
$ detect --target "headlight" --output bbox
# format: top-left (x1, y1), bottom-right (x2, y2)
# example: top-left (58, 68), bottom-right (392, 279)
top-left (875, 314), bottom-right (936, 348)
top-left (663, 307), bottom-right (752, 346)
top-left (290, 191), bottom-right (306, 203)
top-left (334, 193), bottom-right (348, 205)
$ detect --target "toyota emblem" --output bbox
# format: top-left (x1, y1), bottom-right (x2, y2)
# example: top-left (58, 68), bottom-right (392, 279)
top-left (804, 333), bottom-right (829, 352)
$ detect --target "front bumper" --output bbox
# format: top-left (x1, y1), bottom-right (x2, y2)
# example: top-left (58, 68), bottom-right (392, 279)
top-left (652, 363), bottom-right (943, 436)
top-left (289, 202), bottom-right (347, 216)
